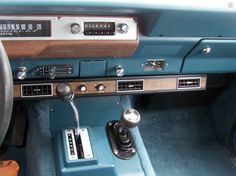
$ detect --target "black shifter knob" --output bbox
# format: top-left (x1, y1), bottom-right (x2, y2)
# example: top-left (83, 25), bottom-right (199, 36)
top-left (121, 108), bottom-right (141, 128)
top-left (56, 83), bottom-right (74, 102)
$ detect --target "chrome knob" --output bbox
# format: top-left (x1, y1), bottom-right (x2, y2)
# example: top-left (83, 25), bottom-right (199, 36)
top-left (17, 67), bottom-right (27, 80)
top-left (96, 84), bottom-right (105, 91)
top-left (201, 47), bottom-right (211, 55)
top-left (121, 108), bottom-right (141, 128)
top-left (70, 23), bottom-right (81, 34)
top-left (56, 83), bottom-right (74, 102)
top-left (119, 23), bottom-right (129, 34)
top-left (79, 85), bottom-right (87, 92)
top-left (115, 65), bottom-right (125, 77)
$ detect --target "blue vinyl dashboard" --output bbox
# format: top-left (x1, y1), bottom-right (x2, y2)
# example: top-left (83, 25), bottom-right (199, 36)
top-left (8, 37), bottom-right (236, 80)
top-left (0, 1), bottom-right (236, 97)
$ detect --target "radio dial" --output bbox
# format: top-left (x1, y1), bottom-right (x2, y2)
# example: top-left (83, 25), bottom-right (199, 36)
top-left (119, 23), bottom-right (129, 34)
top-left (70, 23), bottom-right (81, 34)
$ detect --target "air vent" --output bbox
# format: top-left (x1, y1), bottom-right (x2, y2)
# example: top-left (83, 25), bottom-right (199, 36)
top-left (21, 83), bottom-right (53, 97)
top-left (117, 80), bottom-right (144, 92)
top-left (177, 77), bottom-right (201, 89)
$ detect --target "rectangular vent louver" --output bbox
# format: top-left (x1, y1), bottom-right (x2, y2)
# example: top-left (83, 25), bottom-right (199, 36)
top-left (117, 80), bottom-right (144, 92)
top-left (177, 77), bottom-right (201, 89)
top-left (21, 83), bottom-right (53, 97)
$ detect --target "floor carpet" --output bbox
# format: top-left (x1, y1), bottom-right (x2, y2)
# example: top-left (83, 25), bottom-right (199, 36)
top-left (138, 94), bottom-right (236, 176)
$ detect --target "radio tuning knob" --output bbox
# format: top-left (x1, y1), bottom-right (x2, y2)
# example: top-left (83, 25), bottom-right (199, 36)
top-left (70, 23), bottom-right (81, 34)
top-left (115, 65), bottom-right (125, 77)
top-left (17, 66), bottom-right (27, 80)
top-left (119, 23), bottom-right (129, 34)
top-left (79, 85), bottom-right (87, 92)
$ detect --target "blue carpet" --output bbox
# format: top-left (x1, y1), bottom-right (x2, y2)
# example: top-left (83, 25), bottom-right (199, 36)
top-left (24, 100), bottom-right (55, 176)
top-left (138, 94), bottom-right (236, 176)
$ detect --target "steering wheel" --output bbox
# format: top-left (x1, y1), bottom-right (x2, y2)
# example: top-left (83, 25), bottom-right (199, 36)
top-left (0, 41), bottom-right (13, 146)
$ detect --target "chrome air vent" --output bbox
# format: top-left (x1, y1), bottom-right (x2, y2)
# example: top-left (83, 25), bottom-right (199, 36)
top-left (177, 77), bottom-right (201, 89)
top-left (21, 83), bottom-right (53, 97)
top-left (117, 80), bottom-right (144, 92)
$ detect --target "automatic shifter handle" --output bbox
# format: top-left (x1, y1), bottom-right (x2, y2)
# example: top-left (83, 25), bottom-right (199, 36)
top-left (56, 83), bottom-right (74, 102)
top-left (56, 83), bottom-right (80, 137)
top-left (121, 108), bottom-right (141, 128)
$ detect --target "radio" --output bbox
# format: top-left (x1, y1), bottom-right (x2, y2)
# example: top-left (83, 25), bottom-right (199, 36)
top-left (83, 22), bottom-right (116, 35)
top-left (0, 16), bottom-right (137, 40)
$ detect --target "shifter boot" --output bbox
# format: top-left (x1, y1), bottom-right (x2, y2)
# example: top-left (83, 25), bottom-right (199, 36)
top-left (107, 120), bottom-right (136, 160)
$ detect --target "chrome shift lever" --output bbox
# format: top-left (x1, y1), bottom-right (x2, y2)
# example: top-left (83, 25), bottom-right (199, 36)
top-left (56, 83), bottom-right (80, 137)
top-left (107, 108), bottom-right (141, 160)
top-left (120, 108), bottom-right (141, 128)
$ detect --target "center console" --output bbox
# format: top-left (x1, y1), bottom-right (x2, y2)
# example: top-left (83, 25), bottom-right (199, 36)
top-left (55, 126), bottom-right (147, 176)
top-left (53, 82), bottom-right (151, 176)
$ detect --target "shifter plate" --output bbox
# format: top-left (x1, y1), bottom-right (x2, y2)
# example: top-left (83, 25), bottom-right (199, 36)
top-left (107, 120), bottom-right (136, 160)
top-left (65, 128), bottom-right (93, 161)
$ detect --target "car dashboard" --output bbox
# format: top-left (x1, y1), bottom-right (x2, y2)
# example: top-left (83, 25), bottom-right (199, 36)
top-left (1, 14), bottom-right (212, 98)
top-left (1, 1), bottom-right (236, 176)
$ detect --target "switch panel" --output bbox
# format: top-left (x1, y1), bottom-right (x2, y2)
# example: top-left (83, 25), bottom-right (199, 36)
top-left (14, 75), bottom-right (207, 98)
top-left (37, 64), bottom-right (73, 79)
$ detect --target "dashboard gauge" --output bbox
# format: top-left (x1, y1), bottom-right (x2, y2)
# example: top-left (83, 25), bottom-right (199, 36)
top-left (0, 20), bottom-right (51, 37)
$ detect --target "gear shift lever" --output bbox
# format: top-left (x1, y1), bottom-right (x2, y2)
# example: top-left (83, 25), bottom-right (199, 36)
top-left (121, 108), bottom-right (141, 128)
top-left (120, 108), bottom-right (156, 176)
top-left (107, 108), bottom-right (141, 160)
top-left (56, 83), bottom-right (80, 137)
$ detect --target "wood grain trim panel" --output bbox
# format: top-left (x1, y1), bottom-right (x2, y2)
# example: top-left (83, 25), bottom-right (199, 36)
top-left (14, 84), bottom-right (21, 97)
top-left (200, 76), bottom-right (207, 89)
top-left (14, 80), bottom-right (116, 98)
top-left (53, 80), bottom-right (116, 96)
top-left (14, 75), bottom-right (207, 98)
top-left (144, 77), bottom-right (177, 91)
top-left (3, 40), bottom-right (138, 59)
